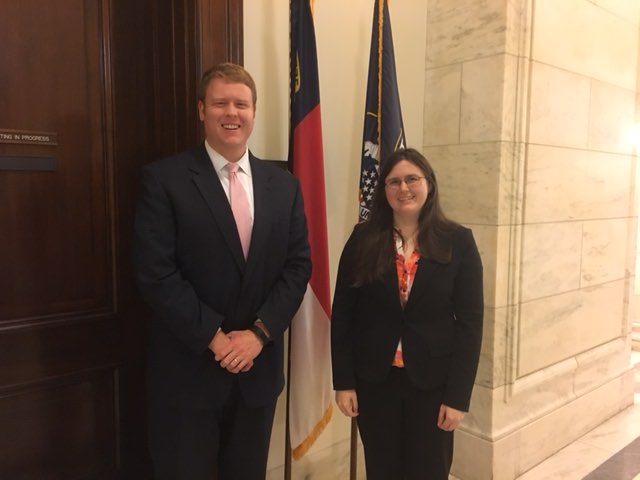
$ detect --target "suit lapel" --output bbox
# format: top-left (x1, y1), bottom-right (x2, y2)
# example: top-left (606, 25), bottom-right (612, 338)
top-left (189, 144), bottom-right (246, 270)
top-left (383, 268), bottom-right (404, 313)
top-left (404, 257), bottom-right (438, 311)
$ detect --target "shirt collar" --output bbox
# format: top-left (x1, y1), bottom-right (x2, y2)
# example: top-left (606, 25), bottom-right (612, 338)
top-left (204, 140), bottom-right (252, 177)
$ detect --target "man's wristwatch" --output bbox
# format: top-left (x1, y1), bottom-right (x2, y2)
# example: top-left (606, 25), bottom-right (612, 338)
top-left (249, 324), bottom-right (271, 345)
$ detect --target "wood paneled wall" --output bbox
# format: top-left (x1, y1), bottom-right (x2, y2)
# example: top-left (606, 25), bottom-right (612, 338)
top-left (0, 1), bottom-right (242, 478)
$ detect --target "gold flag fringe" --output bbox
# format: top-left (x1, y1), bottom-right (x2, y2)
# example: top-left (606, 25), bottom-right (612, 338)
top-left (291, 404), bottom-right (333, 460)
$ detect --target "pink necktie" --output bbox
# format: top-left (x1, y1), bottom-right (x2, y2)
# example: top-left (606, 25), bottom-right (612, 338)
top-left (226, 163), bottom-right (252, 258)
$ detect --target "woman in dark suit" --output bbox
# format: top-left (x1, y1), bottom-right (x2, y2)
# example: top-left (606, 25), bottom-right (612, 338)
top-left (331, 148), bottom-right (483, 479)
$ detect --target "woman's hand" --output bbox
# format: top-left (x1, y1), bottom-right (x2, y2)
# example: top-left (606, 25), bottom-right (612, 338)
top-left (437, 404), bottom-right (465, 431)
top-left (335, 390), bottom-right (359, 417)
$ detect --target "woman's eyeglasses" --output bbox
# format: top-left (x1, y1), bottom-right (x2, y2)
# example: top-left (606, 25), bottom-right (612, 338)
top-left (384, 175), bottom-right (425, 189)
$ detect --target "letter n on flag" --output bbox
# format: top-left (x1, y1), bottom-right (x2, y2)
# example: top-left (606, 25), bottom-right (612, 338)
top-left (288, 0), bottom-right (333, 460)
top-left (359, 0), bottom-right (406, 223)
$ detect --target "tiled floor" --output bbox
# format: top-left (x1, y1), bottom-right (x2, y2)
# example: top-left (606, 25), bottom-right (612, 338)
top-left (515, 350), bottom-right (640, 480)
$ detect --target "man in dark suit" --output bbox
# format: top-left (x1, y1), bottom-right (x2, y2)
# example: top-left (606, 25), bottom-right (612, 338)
top-left (133, 63), bottom-right (311, 480)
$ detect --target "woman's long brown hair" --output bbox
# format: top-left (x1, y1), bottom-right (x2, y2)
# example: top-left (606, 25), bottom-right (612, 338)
top-left (351, 148), bottom-right (458, 286)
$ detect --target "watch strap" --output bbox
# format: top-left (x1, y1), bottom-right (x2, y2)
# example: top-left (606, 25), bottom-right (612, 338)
top-left (249, 324), bottom-right (271, 345)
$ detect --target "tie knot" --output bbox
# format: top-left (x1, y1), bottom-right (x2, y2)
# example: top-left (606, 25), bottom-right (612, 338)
top-left (227, 162), bottom-right (240, 174)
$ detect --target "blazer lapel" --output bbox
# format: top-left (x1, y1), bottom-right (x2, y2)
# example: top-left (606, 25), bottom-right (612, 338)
top-left (383, 268), bottom-right (404, 313)
top-left (404, 257), bottom-right (438, 311)
top-left (189, 144), bottom-right (246, 270)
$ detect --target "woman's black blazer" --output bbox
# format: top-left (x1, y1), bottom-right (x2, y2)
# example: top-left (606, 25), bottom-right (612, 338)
top-left (331, 224), bottom-right (484, 412)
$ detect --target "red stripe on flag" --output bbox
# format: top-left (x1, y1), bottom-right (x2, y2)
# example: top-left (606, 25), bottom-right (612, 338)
top-left (292, 104), bottom-right (330, 317)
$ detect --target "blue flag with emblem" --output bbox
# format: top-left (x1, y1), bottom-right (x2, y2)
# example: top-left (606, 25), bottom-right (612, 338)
top-left (358, 0), bottom-right (406, 223)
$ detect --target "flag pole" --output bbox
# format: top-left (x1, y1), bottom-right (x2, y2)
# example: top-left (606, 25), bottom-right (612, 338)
top-left (350, 419), bottom-right (358, 479)
top-left (285, 2), bottom-right (294, 475)
top-left (284, 326), bottom-right (292, 480)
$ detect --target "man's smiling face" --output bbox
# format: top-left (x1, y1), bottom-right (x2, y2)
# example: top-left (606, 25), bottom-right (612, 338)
top-left (198, 78), bottom-right (256, 162)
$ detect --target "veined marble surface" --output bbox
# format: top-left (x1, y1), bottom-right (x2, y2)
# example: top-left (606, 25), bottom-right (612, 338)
top-left (514, 350), bottom-right (640, 480)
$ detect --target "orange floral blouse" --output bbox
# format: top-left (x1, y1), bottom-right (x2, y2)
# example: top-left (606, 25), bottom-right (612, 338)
top-left (392, 231), bottom-right (420, 368)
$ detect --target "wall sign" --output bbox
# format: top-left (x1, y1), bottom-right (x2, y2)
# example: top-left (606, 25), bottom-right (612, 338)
top-left (0, 155), bottom-right (56, 171)
top-left (0, 129), bottom-right (58, 146)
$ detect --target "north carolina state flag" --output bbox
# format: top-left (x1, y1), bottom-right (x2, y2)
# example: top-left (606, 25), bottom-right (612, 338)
top-left (287, 0), bottom-right (332, 460)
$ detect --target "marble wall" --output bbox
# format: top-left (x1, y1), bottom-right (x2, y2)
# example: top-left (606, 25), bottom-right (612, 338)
top-left (424, 0), bottom-right (640, 478)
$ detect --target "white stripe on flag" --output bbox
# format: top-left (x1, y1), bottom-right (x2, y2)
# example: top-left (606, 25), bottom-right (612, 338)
top-left (289, 284), bottom-right (333, 459)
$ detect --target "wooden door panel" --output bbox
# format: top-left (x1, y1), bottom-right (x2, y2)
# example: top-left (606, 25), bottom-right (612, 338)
top-left (0, 0), bottom-right (117, 477)
top-left (0, 0), bottom-right (120, 479)
top-left (0, 0), bottom-right (110, 322)
top-left (0, 319), bottom-right (119, 388)
top-left (0, 369), bottom-right (117, 480)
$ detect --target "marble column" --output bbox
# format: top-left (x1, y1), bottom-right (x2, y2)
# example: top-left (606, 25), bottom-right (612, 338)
top-left (423, 0), bottom-right (640, 478)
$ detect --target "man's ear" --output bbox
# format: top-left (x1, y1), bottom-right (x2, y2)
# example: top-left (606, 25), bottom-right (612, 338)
top-left (197, 100), bottom-right (205, 121)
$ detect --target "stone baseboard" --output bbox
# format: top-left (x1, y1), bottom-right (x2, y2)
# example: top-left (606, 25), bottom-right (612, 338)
top-left (450, 369), bottom-right (635, 480)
